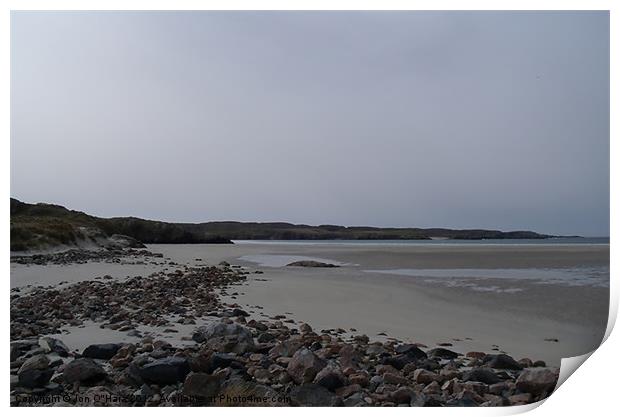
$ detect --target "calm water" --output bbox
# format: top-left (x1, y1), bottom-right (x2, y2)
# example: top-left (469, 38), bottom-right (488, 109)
top-left (365, 266), bottom-right (610, 289)
top-left (234, 237), bottom-right (609, 246)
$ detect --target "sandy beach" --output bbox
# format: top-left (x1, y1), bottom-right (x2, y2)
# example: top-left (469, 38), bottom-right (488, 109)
top-left (11, 242), bottom-right (609, 367)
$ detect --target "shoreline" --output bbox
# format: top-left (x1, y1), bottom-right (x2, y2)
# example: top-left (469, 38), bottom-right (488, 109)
top-left (10, 242), bottom-right (608, 406)
top-left (11, 249), bottom-right (562, 407)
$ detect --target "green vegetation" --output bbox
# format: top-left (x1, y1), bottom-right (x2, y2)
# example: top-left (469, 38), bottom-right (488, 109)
top-left (10, 198), bottom-right (231, 251)
top-left (10, 198), bottom-right (552, 251)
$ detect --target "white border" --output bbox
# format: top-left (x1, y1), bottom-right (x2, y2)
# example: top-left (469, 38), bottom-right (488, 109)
top-left (2, 2), bottom-right (616, 416)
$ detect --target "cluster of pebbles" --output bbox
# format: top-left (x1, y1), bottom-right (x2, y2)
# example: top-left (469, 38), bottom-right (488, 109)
top-left (10, 260), bottom-right (559, 407)
top-left (10, 248), bottom-right (164, 266)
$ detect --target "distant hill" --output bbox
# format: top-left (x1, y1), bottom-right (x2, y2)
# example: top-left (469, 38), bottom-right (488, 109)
top-left (10, 198), bottom-right (232, 251)
top-left (10, 198), bottom-right (552, 251)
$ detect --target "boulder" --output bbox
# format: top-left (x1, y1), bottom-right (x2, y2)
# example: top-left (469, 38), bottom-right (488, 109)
top-left (193, 321), bottom-right (254, 354)
top-left (17, 354), bottom-right (53, 388)
top-left (338, 344), bottom-right (360, 369)
top-left (483, 354), bottom-right (523, 370)
top-left (395, 344), bottom-right (428, 360)
top-left (391, 386), bottom-right (415, 404)
top-left (336, 384), bottom-right (362, 398)
top-left (231, 308), bottom-right (249, 317)
top-left (384, 372), bottom-right (409, 385)
top-left (287, 348), bottom-right (327, 384)
top-left (83, 343), bottom-right (121, 360)
top-left (381, 354), bottom-right (417, 370)
top-left (63, 358), bottom-right (107, 384)
top-left (313, 364), bottom-right (346, 391)
top-left (366, 344), bottom-right (386, 357)
top-left (208, 353), bottom-right (239, 372)
top-left (83, 386), bottom-right (116, 406)
top-left (462, 368), bottom-right (501, 385)
top-left (182, 372), bottom-right (222, 400)
top-left (38, 337), bottom-right (69, 357)
top-left (257, 332), bottom-right (276, 343)
top-left (412, 368), bottom-right (439, 384)
top-left (139, 357), bottom-right (190, 385)
top-left (427, 347), bottom-right (460, 360)
top-left (515, 368), bottom-right (558, 396)
top-left (286, 261), bottom-right (339, 268)
top-left (269, 338), bottom-right (304, 358)
top-left (290, 383), bottom-right (344, 406)
top-left (465, 351), bottom-right (486, 360)
top-left (216, 377), bottom-right (284, 406)
top-left (509, 393), bottom-right (533, 405)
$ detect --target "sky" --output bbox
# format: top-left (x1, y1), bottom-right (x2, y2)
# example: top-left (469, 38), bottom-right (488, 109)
top-left (10, 11), bottom-right (609, 236)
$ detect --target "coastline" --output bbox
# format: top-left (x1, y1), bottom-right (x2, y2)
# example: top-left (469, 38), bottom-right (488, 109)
top-left (10, 242), bottom-right (608, 406)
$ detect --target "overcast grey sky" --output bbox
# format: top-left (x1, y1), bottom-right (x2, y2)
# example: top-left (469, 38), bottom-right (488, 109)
top-left (11, 11), bottom-right (609, 236)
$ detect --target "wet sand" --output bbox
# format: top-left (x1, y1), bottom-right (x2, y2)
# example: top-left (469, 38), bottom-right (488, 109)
top-left (10, 242), bottom-right (609, 366)
top-left (154, 242), bottom-right (609, 366)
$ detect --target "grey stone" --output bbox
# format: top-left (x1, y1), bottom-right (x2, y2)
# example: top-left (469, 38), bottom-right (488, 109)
top-left (63, 358), bottom-right (107, 384)
top-left (139, 357), bottom-right (190, 385)
top-left (83, 343), bottom-right (121, 360)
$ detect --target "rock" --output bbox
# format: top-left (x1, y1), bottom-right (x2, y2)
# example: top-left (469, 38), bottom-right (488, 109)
top-left (427, 347), bottom-right (460, 360)
top-left (82, 386), bottom-right (116, 406)
top-left (343, 392), bottom-right (368, 407)
top-left (391, 386), bottom-right (415, 404)
top-left (38, 337), bottom-right (69, 357)
top-left (299, 323), bottom-right (313, 333)
top-left (349, 372), bottom-right (370, 387)
top-left (287, 348), bottom-right (327, 384)
top-left (218, 261), bottom-right (230, 267)
top-left (18, 353), bottom-right (49, 373)
top-left (338, 344), bottom-right (360, 369)
top-left (466, 351), bottom-right (486, 360)
top-left (286, 261), bottom-right (339, 268)
top-left (462, 368), bottom-right (501, 385)
top-left (83, 343), bottom-right (121, 360)
top-left (366, 344), bottom-right (386, 356)
top-left (369, 375), bottom-right (383, 390)
top-left (313, 364), bottom-right (346, 391)
top-left (422, 380), bottom-right (442, 394)
top-left (257, 332), bottom-right (276, 343)
top-left (231, 308), bottom-right (249, 317)
top-left (17, 354), bottom-right (53, 388)
top-left (217, 377), bottom-right (284, 406)
top-left (382, 354), bottom-right (417, 370)
top-left (515, 367), bottom-right (558, 396)
top-left (509, 393), bottom-right (533, 405)
top-left (412, 368), bottom-right (439, 384)
top-left (336, 384), bottom-right (362, 398)
top-left (481, 394), bottom-right (506, 406)
top-left (183, 372), bottom-right (222, 400)
top-left (290, 383), bottom-right (344, 406)
top-left (383, 372), bottom-right (409, 385)
top-left (63, 358), bottom-right (107, 384)
top-left (139, 357), bottom-right (190, 385)
top-left (11, 342), bottom-right (30, 362)
top-left (208, 353), bottom-right (239, 372)
top-left (269, 338), bottom-right (304, 358)
top-left (447, 390), bottom-right (483, 406)
top-left (483, 354), bottom-right (523, 370)
top-left (489, 381), bottom-right (511, 395)
top-left (193, 321), bottom-right (255, 354)
top-left (394, 344), bottom-right (428, 360)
